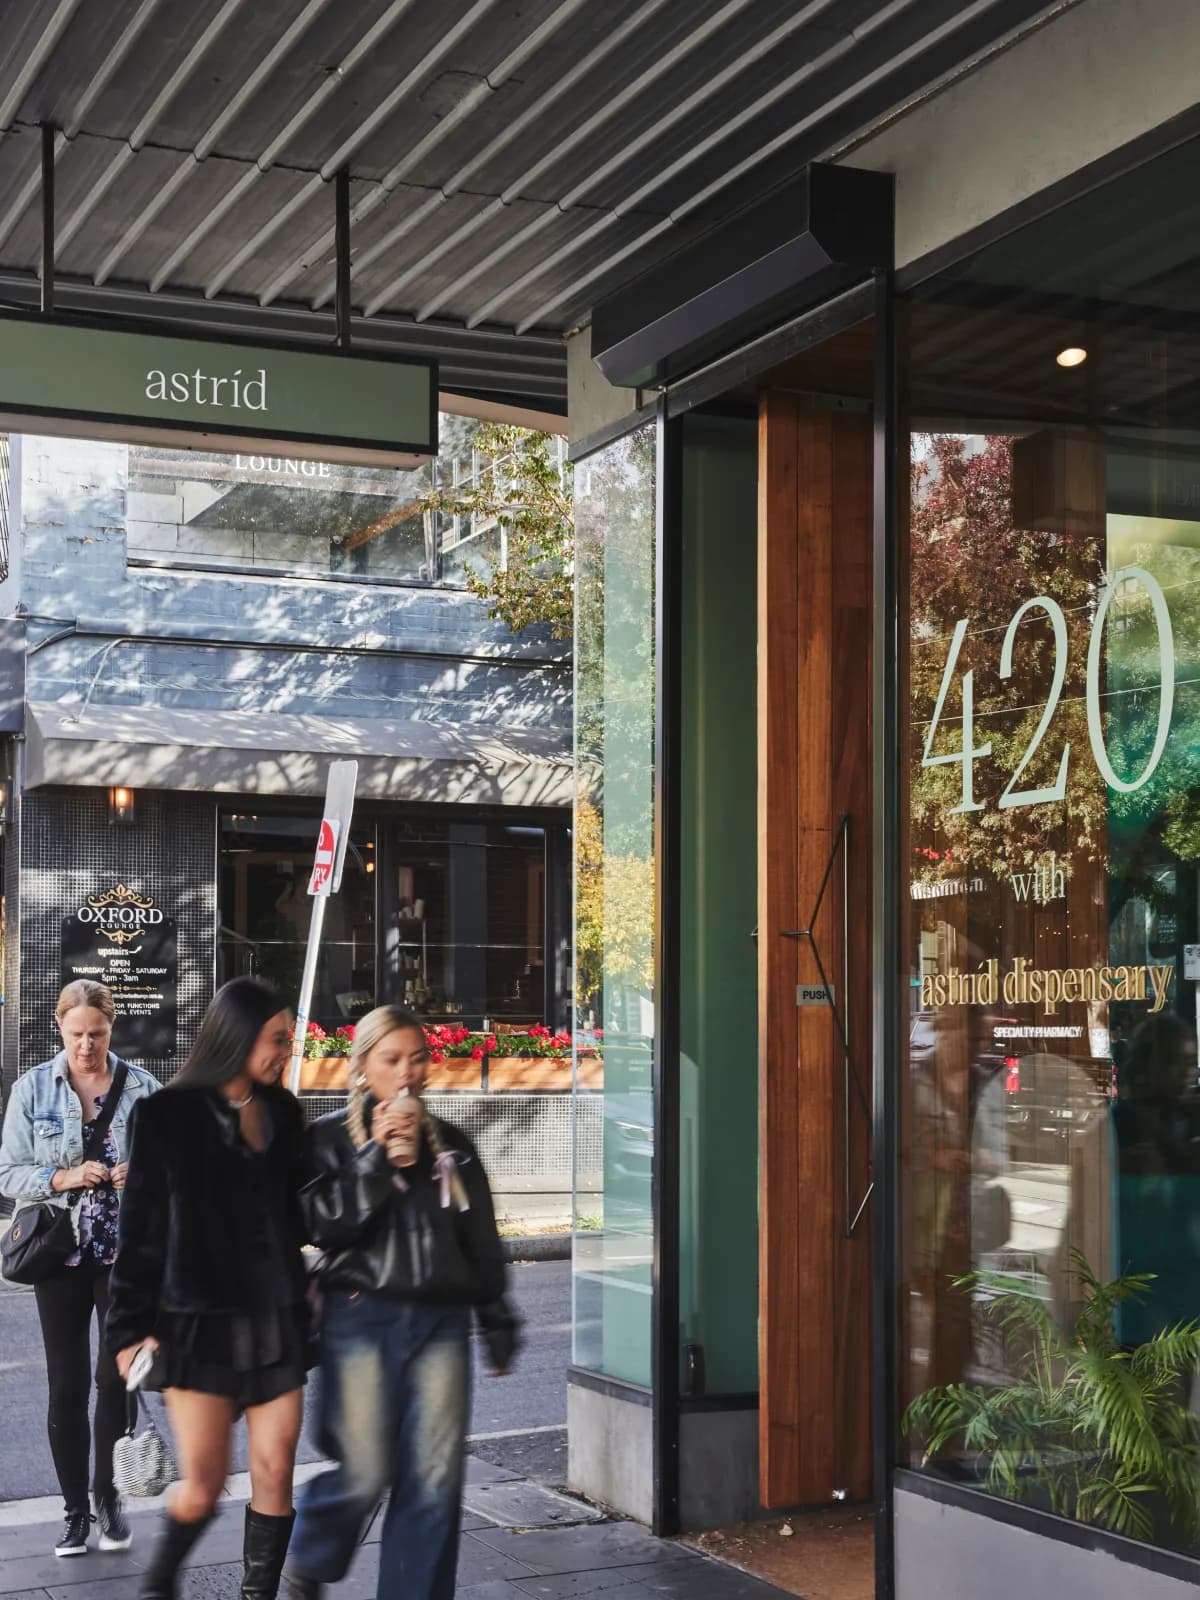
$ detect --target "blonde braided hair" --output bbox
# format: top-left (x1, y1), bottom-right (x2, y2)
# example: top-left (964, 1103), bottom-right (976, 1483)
top-left (346, 1005), bottom-right (469, 1211)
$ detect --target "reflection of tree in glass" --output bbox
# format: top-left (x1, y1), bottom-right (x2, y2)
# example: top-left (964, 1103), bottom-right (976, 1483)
top-left (422, 421), bottom-right (573, 635)
top-left (912, 433), bottom-right (1105, 883)
top-left (1102, 528), bottom-right (1200, 866)
top-left (572, 426), bottom-right (657, 1024)
top-left (575, 797), bottom-right (654, 1015)
top-left (574, 426), bottom-right (656, 821)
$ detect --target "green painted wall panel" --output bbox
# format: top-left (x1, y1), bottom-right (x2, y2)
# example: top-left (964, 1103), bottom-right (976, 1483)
top-left (679, 413), bottom-right (759, 1395)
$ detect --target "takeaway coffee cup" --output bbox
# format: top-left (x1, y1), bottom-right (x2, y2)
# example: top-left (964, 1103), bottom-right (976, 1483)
top-left (388, 1086), bottom-right (420, 1167)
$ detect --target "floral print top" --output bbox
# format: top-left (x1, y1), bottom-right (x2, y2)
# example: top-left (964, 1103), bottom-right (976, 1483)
top-left (64, 1093), bottom-right (120, 1269)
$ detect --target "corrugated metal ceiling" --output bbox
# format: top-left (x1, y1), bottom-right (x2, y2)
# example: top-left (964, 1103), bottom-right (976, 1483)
top-left (0, 0), bottom-right (1070, 410)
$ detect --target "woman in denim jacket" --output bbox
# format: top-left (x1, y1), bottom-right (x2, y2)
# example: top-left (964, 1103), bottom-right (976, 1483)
top-left (0, 979), bottom-right (158, 1559)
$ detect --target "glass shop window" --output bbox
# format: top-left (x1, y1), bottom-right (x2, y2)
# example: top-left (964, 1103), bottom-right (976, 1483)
top-left (387, 820), bottom-right (546, 1027)
top-left (902, 302), bottom-right (1200, 1556)
top-left (218, 812), bottom-right (377, 1032)
top-left (125, 414), bottom-right (487, 585)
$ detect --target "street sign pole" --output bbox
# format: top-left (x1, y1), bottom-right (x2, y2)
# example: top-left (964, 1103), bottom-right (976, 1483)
top-left (289, 894), bottom-right (329, 1095)
top-left (287, 760), bottom-right (358, 1095)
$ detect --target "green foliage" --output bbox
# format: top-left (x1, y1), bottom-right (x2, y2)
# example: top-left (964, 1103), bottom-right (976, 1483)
top-left (574, 796), bottom-right (654, 1014)
top-left (294, 1022), bottom-right (354, 1058)
top-left (910, 434), bottom-right (1107, 884)
top-left (911, 434), bottom-right (1200, 890)
top-left (903, 1252), bottom-right (1200, 1542)
top-left (422, 421), bottom-right (573, 638)
top-left (1164, 789), bottom-right (1200, 861)
top-left (572, 424), bottom-right (658, 1023)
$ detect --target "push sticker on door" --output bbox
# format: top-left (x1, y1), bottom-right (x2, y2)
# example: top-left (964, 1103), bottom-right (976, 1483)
top-left (797, 985), bottom-right (834, 1006)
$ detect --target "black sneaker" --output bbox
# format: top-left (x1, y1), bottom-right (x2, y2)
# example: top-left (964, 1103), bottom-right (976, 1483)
top-left (95, 1492), bottom-right (132, 1552)
top-left (55, 1510), bottom-right (92, 1557)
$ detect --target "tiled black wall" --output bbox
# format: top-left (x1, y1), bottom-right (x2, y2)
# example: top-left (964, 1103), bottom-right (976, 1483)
top-left (10, 788), bottom-right (216, 1086)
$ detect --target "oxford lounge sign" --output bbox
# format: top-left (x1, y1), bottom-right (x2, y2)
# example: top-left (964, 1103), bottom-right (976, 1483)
top-left (0, 312), bottom-right (437, 468)
top-left (61, 884), bottom-right (178, 1059)
top-left (72, 882), bottom-right (165, 942)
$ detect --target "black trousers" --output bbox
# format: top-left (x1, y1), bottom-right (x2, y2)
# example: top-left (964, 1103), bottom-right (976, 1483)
top-left (33, 1263), bottom-right (126, 1511)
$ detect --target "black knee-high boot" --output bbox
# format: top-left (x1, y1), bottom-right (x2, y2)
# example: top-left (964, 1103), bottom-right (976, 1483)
top-left (242, 1509), bottom-right (295, 1600)
top-left (139, 1512), bottom-right (211, 1599)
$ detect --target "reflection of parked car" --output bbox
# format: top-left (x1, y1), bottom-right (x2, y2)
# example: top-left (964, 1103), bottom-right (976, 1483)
top-left (1001, 1051), bottom-right (1111, 1157)
top-left (908, 1010), bottom-right (1019, 1099)
top-left (603, 1090), bottom-right (653, 1187)
top-left (910, 1010), bottom-right (938, 1068)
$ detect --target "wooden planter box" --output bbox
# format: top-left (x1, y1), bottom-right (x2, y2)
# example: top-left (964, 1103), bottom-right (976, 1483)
top-left (299, 1055), bottom-right (351, 1091)
top-left (425, 1057), bottom-right (483, 1091)
top-left (299, 1054), bottom-right (602, 1093)
top-left (488, 1056), bottom-right (569, 1090)
top-left (578, 1053), bottom-right (603, 1089)
top-left (487, 1054), bottom-right (604, 1090)
top-left (300, 1056), bottom-right (485, 1092)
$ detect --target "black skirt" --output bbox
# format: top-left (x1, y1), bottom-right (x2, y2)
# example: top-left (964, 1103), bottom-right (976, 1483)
top-left (157, 1302), bottom-right (309, 1411)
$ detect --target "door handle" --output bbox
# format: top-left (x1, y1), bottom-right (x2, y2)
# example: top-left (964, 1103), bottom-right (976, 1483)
top-left (780, 814), bottom-right (872, 1237)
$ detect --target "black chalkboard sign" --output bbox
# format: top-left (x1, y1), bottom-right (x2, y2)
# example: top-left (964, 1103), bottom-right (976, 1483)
top-left (60, 884), bottom-right (178, 1060)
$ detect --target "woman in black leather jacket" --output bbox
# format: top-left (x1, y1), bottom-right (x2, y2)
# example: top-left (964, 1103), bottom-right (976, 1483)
top-left (285, 1005), bottom-right (519, 1600)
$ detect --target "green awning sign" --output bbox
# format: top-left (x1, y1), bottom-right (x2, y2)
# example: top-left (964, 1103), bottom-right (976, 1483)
top-left (0, 314), bottom-right (437, 466)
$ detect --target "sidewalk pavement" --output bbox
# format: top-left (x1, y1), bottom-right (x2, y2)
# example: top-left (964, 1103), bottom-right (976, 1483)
top-left (0, 1454), bottom-right (797, 1600)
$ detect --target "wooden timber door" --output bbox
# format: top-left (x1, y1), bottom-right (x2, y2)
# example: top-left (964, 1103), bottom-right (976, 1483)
top-left (757, 394), bottom-right (874, 1506)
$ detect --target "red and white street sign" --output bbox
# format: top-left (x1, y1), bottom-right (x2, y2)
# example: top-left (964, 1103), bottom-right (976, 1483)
top-left (307, 817), bottom-right (341, 897)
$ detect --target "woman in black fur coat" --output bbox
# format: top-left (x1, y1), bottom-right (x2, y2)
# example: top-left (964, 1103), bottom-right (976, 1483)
top-left (107, 978), bottom-right (308, 1600)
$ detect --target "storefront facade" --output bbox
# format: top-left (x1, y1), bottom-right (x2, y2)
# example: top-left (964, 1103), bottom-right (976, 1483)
top-left (0, 2), bottom-right (1193, 1588)
top-left (0, 425), bottom-right (572, 1094)
top-left (565, 4), bottom-right (1200, 1594)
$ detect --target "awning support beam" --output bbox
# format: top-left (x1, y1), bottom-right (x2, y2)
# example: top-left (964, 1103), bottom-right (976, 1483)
top-left (335, 165), bottom-right (351, 350)
top-left (40, 121), bottom-right (55, 316)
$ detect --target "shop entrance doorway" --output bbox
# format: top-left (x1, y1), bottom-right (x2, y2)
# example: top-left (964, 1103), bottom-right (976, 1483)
top-left (757, 393), bottom-right (874, 1508)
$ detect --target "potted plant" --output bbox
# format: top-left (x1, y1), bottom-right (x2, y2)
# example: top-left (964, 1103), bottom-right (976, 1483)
top-left (578, 1028), bottom-right (603, 1090)
top-left (904, 1251), bottom-right (1200, 1542)
top-left (294, 1022), bottom-right (355, 1091)
top-left (486, 1024), bottom-right (573, 1090)
top-left (294, 1019), bottom-right (605, 1095)
top-left (424, 1024), bottom-right (487, 1091)
top-left (425, 1023), bottom-right (602, 1090)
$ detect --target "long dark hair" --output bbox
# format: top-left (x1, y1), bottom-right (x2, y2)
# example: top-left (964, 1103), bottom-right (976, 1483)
top-left (170, 977), bottom-right (289, 1090)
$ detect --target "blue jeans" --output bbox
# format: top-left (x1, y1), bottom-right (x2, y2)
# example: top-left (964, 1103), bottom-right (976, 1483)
top-left (289, 1293), bottom-right (471, 1599)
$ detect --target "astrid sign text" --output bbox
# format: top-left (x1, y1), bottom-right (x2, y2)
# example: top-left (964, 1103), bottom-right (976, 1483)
top-left (921, 958), bottom-right (1174, 1016)
top-left (0, 313), bottom-right (436, 466)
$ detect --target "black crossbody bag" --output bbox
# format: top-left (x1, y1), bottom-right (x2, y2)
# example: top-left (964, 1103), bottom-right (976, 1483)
top-left (2, 1062), bottom-right (129, 1285)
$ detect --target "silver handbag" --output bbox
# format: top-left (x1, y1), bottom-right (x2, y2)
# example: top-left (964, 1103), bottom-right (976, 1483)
top-left (113, 1396), bottom-right (176, 1498)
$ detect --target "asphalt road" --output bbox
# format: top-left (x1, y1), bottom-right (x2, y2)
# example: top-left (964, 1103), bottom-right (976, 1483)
top-left (0, 1259), bottom-right (570, 1503)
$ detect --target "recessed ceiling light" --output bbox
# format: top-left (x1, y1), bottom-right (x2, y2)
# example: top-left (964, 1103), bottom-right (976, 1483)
top-left (1056, 346), bottom-right (1088, 368)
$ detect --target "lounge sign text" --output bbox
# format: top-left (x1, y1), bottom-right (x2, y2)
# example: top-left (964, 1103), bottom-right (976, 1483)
top-left (0, 313), bottom-right (437, 467)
